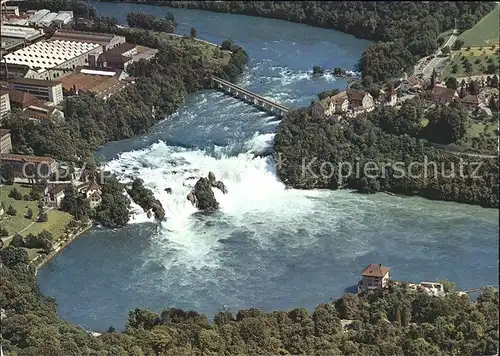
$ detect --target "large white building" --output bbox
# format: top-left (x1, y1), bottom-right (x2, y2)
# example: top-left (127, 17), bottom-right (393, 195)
top-left (38, 12), bottom-right (58, 27)
top-left (2, 40), bottom-right (103, 80)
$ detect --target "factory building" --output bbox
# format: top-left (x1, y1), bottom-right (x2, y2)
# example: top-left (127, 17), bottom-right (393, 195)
top-left (27, 9), bottom-right (50, 26)
top-left (1, 6), bottom-right (19, 17)
top-left (38, 12), bottom-right (58, 27)
top-left (50, 29), bottom-right (126, 52)
top-left (2, 40), bottom-right (102, 80)
top-left (52, 11), bottom-right (73, 27)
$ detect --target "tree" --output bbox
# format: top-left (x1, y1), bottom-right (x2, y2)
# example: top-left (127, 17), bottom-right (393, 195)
top-left (0, 246), bottom-right (28, 267)
top-left (190, 27), bottom-right (197, 38)
top-left (453, 39), bottom-right (464, 50)
top-left (10, 233), bottom-right (24, 248)
top-left (451, 63), bottom-right (458, 73)
top-left (38, 212), bottom-right (48, 222)
top-left (0, 227), bottom-right (9, 237)
top-left (6, 205), bottom-right (17, 216)
top-left (422, 105), bottom-right (469, 144)
top-left (0, 163), bottom-right (15, 185)
top-left (437, 36), bottom-right (445, 46)
top-left (445, 77), bottom-right (458, 89)
top-left (441, 45), bottom-right (450, 55)
top-left (487, 63), bottom-right (498, 74)
top-left (25, 208), bottom-right (33, 219)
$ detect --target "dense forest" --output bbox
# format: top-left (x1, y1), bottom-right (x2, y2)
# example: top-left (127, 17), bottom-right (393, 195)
top-left (127, 11), bottom-right (177, 33)
top-left (101, 1), bottom-right (497, 83)
top-left (1, 250), bottom-right (498, 355)
top-left (1, 18), bottom-right (248, 163)
top-left (274, 102), bottom-right (499, 208)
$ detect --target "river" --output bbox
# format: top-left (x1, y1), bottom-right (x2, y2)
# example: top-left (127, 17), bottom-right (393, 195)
top-left (37, 2), bottom-right (499, 332)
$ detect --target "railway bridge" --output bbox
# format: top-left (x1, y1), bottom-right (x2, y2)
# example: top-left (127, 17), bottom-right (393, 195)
top-left (210, 76), bottom-right (290, 117)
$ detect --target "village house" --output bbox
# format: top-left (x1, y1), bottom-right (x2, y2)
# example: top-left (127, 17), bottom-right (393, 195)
top-left (431, 86), bottom-right (458, 105)
top-left (346, 89), bottom-right (374, 114)
top-left (384, 88), bottom-right (398, 107)
top-left (83, 178), bottom-right (102, 208)
top-left (460, 94), bottom-right (480, 110)
top-left (312, 91), bottom-right (349, 119)
top-left (357, 263), bottom-right (391, 293)
top-left (44, 184), bottom-right (68, 208)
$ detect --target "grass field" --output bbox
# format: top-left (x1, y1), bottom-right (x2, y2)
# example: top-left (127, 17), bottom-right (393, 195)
top-left (443, 48), bottom-right (498, 77)
top-left (458, 5), bottom-right (500, 47)
top-left (468, 122), bottom-right (497, 138)
top-left (0, 183), bottom-right (73, 239)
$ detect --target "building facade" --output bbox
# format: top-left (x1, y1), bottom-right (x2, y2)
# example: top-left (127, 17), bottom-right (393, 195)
top-left (0, 153), bottom-right (57, 179)
top-left (7, 78), bottom-right (64, 105)
top-left (44, 184), bottom-right (67, 208)
top-left (0, 129), bottom-right (12, 154)
top-left (346, 89), bottom-right (375, 113)
top-left (0, 92), bottom-right (11, 119)
top-left (358, 264), bottom-right (391, 293)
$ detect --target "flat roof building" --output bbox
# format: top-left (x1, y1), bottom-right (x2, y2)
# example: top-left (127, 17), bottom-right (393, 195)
top-left (28, 9), bottom-right (50, 26)
top-left (0, 25), bottom-right (44, 41)
top-left (1, 6), bottom-right (20, 17)
top-left (50, 29), bottom-right (125, 51)
top-left (53, 11), bottom-right (73, 27)
top-left (38, 12), bottom-right (58, 27)
top-left (3, 40), bottom-right (102, 80)
top-left (7, 78), bottom-right (64, 105)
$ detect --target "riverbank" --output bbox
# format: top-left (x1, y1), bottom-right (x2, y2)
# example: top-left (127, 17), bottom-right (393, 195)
top-left (94, 1), bottom-right (496, 84)
top-left (274, 108), bottom-right (499, 208)
top-left (33, 221), bottom-right (93, 275)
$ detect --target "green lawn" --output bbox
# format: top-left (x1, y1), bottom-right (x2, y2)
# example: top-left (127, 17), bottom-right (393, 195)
top-left (468, 122), bottom-right (497, 138)
top-left (0, 183), bottom-right (36, 235)
top-left (458, 5), bottom-right (500, 47)
top-left (1, 183), bottom-right (73, 239)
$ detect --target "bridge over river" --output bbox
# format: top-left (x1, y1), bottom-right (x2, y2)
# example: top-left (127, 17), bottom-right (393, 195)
top-left (211, 76), bottom-right (290, 117)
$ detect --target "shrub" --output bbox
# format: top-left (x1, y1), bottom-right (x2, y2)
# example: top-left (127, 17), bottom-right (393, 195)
top-left (23, 194), bottom-right (31, 201)
top-left (37, 212), bottom-right (48, 222)
top-left (8, 188), bottom-right (22, 200)
top-left (25, 208), bottom-right (33, 219)
top-left (0, 227), bottom-right (9, 237)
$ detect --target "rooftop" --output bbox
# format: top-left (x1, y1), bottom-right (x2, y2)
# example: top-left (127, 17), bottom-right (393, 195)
top-left (0, 129), bottom-right (10, 138)
top-left (431, 86), bottom-right (457, 98)
top-left (3, 40), bottom-right (101, 72)
top-left (0, 153), bottom-right (55, 164)
top-left (50, 29), bottom-right (120, 46)
top-left (361, 264), bottom-right (391, 278)
top-left (0, 25), bottom-right (44, 40)
top-left (346, 89), bottom-right (369, 102)
top-left (8, 77), bottom-right (61, 88)
top-left (1, 87), bottom-right (41, 107)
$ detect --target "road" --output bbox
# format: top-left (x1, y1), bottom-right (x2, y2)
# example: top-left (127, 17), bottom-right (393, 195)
top-left (414, 29), bottom-right (458, 79)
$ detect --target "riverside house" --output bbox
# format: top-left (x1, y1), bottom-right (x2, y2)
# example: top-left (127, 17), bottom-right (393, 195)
top-left (311, 91), bottom-right (349, 119)
top-left (357, 263), bottom-right (391, 293)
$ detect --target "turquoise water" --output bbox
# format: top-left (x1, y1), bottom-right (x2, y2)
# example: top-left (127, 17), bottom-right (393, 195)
top-left (37, 3), bottom-right (499, 331)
